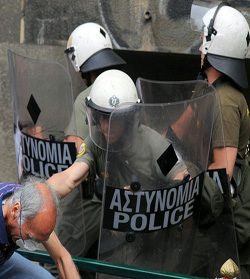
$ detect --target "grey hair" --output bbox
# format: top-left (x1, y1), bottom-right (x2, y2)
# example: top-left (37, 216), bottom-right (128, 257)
top-left (10, 176), bottom-right (60, 224)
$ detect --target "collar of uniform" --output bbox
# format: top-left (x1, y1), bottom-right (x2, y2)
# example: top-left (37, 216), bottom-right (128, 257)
top-left (212, 75), bottom-right (231, 88)
top-left (212, 75), bottom-right (241, 91)
top-left (0, 196), bottom-right (10, 245)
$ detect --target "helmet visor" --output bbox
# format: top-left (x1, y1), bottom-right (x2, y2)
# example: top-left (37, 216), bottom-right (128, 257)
top-left (190, 0), bottom-right (221, 31)
top-left (86, 100), bottom-right (138, 151)
top-left (86, 105), bottom-right (110, 150)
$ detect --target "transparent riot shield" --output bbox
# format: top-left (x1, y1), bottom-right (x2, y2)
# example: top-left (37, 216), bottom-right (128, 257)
top-left (8, 50), bottom-right (86, 257)
top-left (136, 78), bottom-right (240, 278)
top-left (190, 0), bottom-right (221, 32)
top-left (65, 53), bottom-right (87, 100)
top-left (97, 83), bottom-right (220, 278)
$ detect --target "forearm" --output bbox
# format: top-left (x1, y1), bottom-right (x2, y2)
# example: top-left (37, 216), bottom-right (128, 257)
top-left (208, 146), bottom-right (237, 180)
top-left (47, 161), bottom-right (89, 198)
top-left (46, 171), bottom-right (75, 199)
top-left (53, 246), bottom-right (80, 279)
top-left (43, 232), bottom-right (80, 279)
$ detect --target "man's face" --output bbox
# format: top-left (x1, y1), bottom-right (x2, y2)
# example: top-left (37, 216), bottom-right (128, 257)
top-left (99, 115), bottom-right (125, 144)
top-left (19, 211), bottom-right (55, 243)
top-left (8, 201), bottom-right (56, 244)
top-left (80, 71), bottom-right (96, 87)
top-left (199, 34), bottom-right (206, 69)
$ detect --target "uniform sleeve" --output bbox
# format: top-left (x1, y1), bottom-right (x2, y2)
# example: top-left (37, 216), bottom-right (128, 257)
top-left (212, 98), bottom-right (241, 149)
top-left (211, 103), bottom-right (225, 149)
top-left (220, 105), bottom-right (241, 148)
top-left (75, 136), bottom-right (97, 175)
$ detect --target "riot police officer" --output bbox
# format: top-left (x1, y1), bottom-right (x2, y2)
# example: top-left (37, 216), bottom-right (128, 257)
top-left (191, 2), bottom-right (250, 277)
top-left (65, 22), bottom-right (126, 150)
top-left (47, 69), bottom-right (220, 278)
top-left (191, 2), bottom-right (250, 178)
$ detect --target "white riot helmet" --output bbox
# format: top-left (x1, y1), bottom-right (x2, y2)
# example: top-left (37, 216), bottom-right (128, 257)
top-left (65, 22), bottom-right (126, 73)
top-left (191, 1), bottom-right (250, 88)
top-left (85, 70), bottom-right (141, 149)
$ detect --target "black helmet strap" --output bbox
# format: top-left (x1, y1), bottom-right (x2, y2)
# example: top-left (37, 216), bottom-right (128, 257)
top-left (206, 2), bottom-right (230, 42)
top-left (201, 2), bottom-right (230, 76)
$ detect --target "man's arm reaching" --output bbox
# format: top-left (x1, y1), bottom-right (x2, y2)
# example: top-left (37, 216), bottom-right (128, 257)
top-left (47, 161), bottom-right (89, 198)
top-left (43, 231), bottom-right (80, 279)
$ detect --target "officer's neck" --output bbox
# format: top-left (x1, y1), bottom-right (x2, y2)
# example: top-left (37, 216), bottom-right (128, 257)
top-left (205, 66), bottom-right (223, 85)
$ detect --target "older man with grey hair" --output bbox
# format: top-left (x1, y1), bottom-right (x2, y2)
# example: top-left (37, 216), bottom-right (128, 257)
top-left (0, 176), bottom-right (80, 279)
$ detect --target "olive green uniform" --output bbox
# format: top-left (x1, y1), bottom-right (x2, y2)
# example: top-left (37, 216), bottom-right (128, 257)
top-left (211, 78), bottom-right (249, 158)
top-left (75, 125), bottom-right (173, 255)
top-left (77, 123), bottom-right (221, 276)
top-left (53, 89), bottom-right (216, 277)
top-left (74, 125), bottom-right (173, 264)
top-left (76, 123), bottom-right (198, 267)
top-left (202, 77), bottom-right (250, 277)
top-left (52, 87), bottom-right (184, 273)
top-left (76, 124), bottom-right (173, 184)
top-left (66, 86), bottom-right (92, 139)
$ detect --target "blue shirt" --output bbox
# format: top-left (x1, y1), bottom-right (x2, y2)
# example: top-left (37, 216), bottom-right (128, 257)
top-left (0, 182), bottom-right (21, 266)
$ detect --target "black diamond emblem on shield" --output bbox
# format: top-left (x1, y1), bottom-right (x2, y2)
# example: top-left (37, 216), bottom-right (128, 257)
top-left (157, 144), bottom-right (178, 176)
top-left (27, 94), bottom-right (41, 125)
